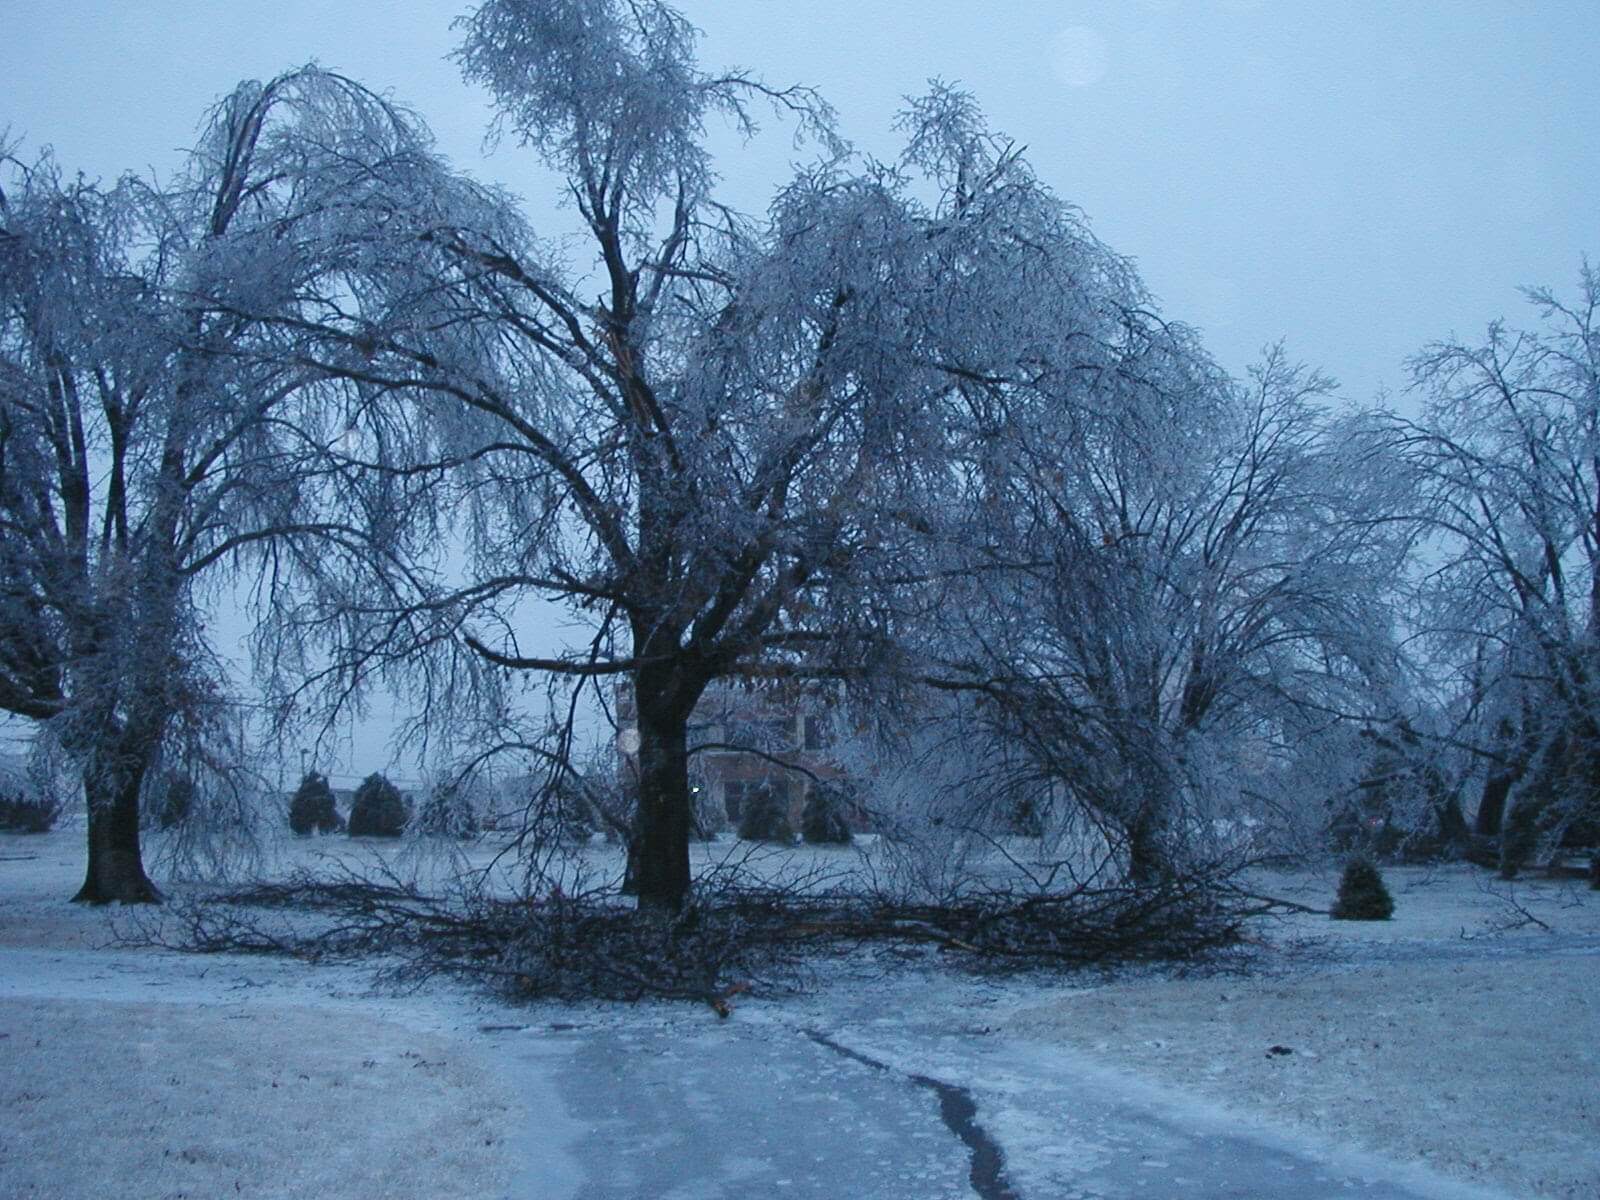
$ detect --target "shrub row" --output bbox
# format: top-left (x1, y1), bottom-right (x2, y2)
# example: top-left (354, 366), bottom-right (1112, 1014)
top-left (288, 771), bottom-right (411, 838)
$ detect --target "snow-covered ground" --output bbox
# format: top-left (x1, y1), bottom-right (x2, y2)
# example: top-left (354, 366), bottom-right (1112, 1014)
top-left (2, 826), bottom-right (1595, 1198)
top-left (1008, 865), bottom-right (1600, 1199)
top-left (0, 828), bottom-right (543, 1199)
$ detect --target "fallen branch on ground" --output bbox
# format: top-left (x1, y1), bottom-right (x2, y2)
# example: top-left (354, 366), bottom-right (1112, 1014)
top-left (126, 859), bottom-right (1259, 1008)
top-left (1218, 886), bottom-right (1330, 917)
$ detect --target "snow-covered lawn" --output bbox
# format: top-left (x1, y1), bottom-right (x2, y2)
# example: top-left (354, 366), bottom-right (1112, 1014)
top-left (1010, 865), bottom-right (1600, 1200)
top-left (3, 827), bottom-right (1597, 1198)
top-left (0, 828), bottom-right (535, 1199)
top-left (1, 996), bottom-right (522, 1199)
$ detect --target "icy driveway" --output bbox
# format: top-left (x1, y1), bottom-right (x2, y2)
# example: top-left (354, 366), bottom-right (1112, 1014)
top-left (0, 944), bottom-right (1523, 1200)
top-left (496, 1017), bottom-right (972, 1198)
top-left (481, 963), bottom-right (1521, 1200)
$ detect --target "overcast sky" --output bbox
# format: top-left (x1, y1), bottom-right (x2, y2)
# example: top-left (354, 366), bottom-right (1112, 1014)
top-left (6, 1), bottom-right (1598, 776)
top-left (7, 0), bottom-right (1598, 406)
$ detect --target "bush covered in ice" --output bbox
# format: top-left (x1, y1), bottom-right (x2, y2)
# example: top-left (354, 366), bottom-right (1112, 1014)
top-left (0, 755), bottom-right (63, 833)
top-left (413, 781), bottom-right (480, 840)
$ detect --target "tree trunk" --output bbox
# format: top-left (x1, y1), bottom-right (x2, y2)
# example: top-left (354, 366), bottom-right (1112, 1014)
top-left (630, 669), bottom-right (700, 913)
top-left (1498, 795), bottom-right (1541, 880)
top-left (1474, 767), bottom-right (1517, 837)
top-left (73, 763), bottom-right (160, 904)
top-left (1432, 790), bottom-right (1472, 854)
top-left (1126, 805), bottom-right (1167, 887)
top-left (1476, 716), bottom-right (1535, 838)
top-left (1124, 741), bottom-right (1178, 887)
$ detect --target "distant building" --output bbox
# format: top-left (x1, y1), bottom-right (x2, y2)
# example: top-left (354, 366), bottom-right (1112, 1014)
top-left (614, 682), bottom-right (860, 833)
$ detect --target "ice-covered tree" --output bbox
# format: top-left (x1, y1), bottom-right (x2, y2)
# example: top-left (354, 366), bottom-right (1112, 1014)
top-left (1400, 267), bottom-right (1600, 871)
top-left (0, 70), bottom-right (451, 901)
top-left (932, 340), bottom-right (1414, 882)
top-left (257, 2), bottom-right (1161, 912)
top-left (0, 156), bottom-right (195, 901)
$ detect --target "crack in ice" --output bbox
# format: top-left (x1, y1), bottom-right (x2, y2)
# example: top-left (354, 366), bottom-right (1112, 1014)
top-left (803, 1028), bottom-right (1022, 1200)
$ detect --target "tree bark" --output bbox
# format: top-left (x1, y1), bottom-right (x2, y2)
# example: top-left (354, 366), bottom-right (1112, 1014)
top-left (73, 762), bottom-right (160, 904)
top-left (1125, 805), bottom-right (1167, 887)
top-left (1431, 789), bottom-right (1472, 854)
top-left (1474, 767), bottom-right (1517, 838)
top-left (630, 665), bottom-right (703, 913)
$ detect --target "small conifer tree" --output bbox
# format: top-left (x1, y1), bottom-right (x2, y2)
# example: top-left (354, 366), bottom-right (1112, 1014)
top-left (347, 773), bottom-right (407, 838)
top-left (0, 791), bottom-right (62, 833)
top-left (801, 785), bottom-right (852, 845)
top-left (737, 785), bottom-right (795, 843)
top-left (288, 772), bottom-right (340, 835)
top-left (1330, 857), bottom-right (1395, 920)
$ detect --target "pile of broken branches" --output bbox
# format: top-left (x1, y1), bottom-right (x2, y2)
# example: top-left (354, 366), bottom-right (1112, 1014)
top-left (133, 860), bottom-right (1264, 1013)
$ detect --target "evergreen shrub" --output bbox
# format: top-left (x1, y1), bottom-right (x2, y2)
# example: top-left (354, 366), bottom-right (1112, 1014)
top-left (553, 785), bottom-right (597, 844)
top-left (1330, 857), bottom-right (1394, 920)
top-left (801, 785), bottom-right (852, 845)
top-left (737, 786), bottom-right (795, 843)
top-left (347, 773), bottom-right (407, 838)
top-left (288, 772), bottom-right (340, 835)
top-left (0, 791), bottom-right (61, 833)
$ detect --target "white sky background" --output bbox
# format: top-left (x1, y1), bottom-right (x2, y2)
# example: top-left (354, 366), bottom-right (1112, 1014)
top-left (5, 0), bottom-right (1599, 777)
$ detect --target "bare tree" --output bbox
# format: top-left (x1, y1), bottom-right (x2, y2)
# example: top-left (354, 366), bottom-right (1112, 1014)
top-left (1400, 266), bottom-right (1600, 872)
top-left (0, 70), bottom-right (448, 901)
top-left (933, 341), bottom-right (1414, 882)
top-left (253, 3), bottom-right (1158, 913)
